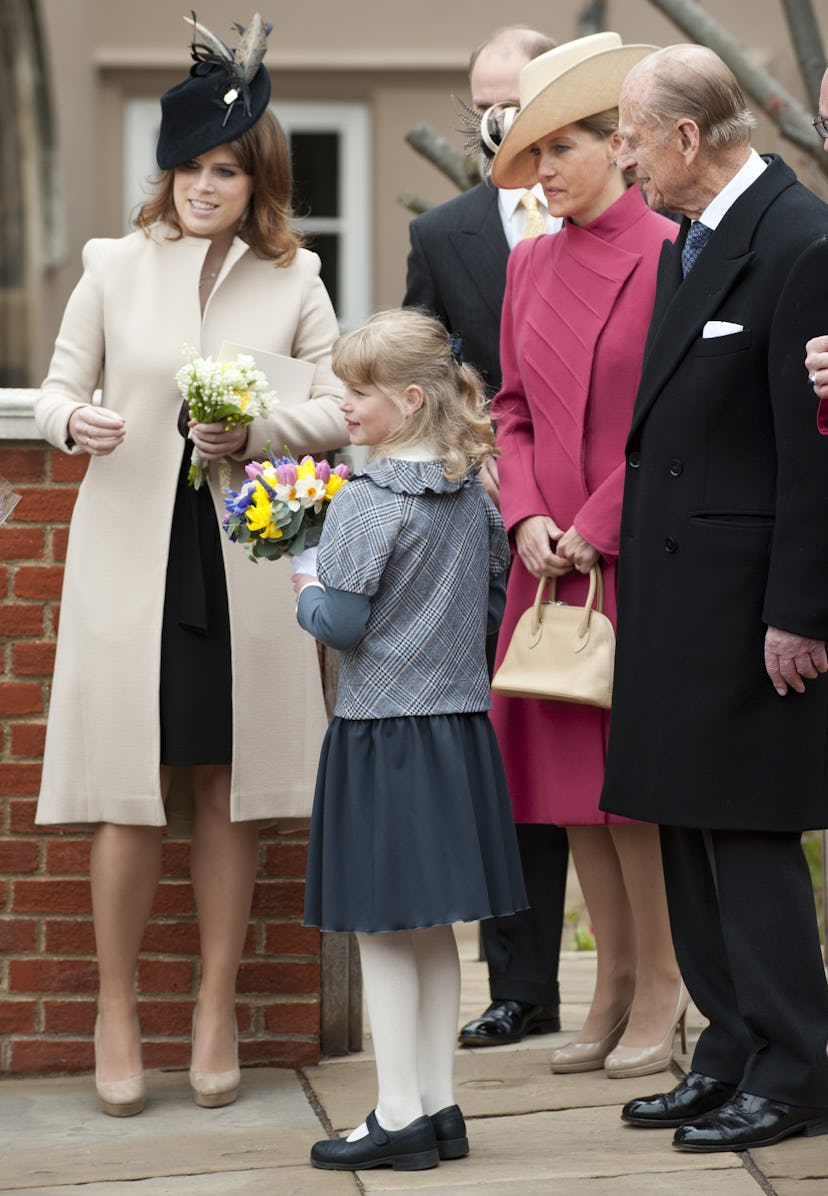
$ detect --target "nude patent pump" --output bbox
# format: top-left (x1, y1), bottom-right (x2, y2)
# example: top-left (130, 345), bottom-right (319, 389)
top-left (604, 981), bottom-right (691, 1079)
top-left (549, 1006), bottom-right (631, 1073)
top-left (189, 1010), bottom-right (241, 1108)
top-left (94, 1014), bottom-right (146, 1117)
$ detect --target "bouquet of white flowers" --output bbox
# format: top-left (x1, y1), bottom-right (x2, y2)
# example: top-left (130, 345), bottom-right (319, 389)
top-left (174, 347), bottom-right (277, 488)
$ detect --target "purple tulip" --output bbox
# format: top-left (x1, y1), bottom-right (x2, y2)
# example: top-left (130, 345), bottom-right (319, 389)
top-left (276, 462), bottom-right (298, 486)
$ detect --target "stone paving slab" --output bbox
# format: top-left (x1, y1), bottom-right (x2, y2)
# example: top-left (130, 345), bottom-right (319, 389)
top-left (354, 1171), bottom-right (759, 1196)
top-left (774, 1183), bottom-right (828, 1196)
top-left (752, 1132), bottom-right (828, 1183)
top-left (305, 1046), bottom-right (687, 1132)
top-left (354, 1108), bottom-right (742, 1192)
top-left (0, 1068), bottom-right (320, 1190)
top-left (1, 1171), bottom-right (358, 1196)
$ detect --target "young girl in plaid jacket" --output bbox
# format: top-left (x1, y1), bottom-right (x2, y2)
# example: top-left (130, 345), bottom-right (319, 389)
top-left (292, 308), bottom-right (526, 1172)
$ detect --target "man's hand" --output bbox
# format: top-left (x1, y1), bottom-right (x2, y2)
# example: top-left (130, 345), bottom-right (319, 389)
top-left (764, 626), bottom-right (828, 696)
top-left (805, 334), bottom-right (828, 402)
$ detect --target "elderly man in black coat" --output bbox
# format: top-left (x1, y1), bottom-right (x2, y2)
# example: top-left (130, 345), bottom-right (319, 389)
top-left (600, 44), bottom-right (828, 1152)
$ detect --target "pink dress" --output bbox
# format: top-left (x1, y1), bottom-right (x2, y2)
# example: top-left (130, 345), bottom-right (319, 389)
top-left (491, 185), bottom-right (677, 825)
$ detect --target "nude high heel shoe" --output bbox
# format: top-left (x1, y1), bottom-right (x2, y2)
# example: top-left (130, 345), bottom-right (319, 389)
top-left (604, 981), bottom-right (691, 1079)
top-left (549, 1007), bottom-right (631, 1073)
top-left (94, 1014), bottom-right (146, 1117)
top-left (189, 1010), bottom-right (241, 1108)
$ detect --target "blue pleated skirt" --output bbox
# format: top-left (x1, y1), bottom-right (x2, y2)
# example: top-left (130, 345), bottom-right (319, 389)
top-left (303, 712), bottom-right (528, 934)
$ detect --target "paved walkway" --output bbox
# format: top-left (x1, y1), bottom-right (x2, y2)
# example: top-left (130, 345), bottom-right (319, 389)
top-left (1, 924), bottom-right (825, 1194)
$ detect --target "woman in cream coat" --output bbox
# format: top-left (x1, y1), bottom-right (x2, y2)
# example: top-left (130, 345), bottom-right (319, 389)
top-left (35, 21), bottom-right (345, 1118)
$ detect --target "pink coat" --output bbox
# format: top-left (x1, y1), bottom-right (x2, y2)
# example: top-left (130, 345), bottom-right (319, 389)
top-left (491, 186), bottom-right (677, 824)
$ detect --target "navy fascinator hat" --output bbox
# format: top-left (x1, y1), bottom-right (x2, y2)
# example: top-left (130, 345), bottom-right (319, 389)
top-left (156, 11), bottom-right (272, 170)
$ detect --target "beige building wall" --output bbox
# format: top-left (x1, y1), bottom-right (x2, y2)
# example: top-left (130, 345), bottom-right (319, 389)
top-left (31, 0), bottom-right (828, 382)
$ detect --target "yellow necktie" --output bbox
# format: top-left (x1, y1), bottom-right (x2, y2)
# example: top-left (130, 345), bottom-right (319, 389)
top-left (520, 192), bottom-right (547, 239)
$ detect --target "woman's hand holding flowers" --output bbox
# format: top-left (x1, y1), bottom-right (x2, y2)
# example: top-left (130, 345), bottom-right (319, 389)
top-left (68, 405), bottom-right (126, 456)
top-left (514, 514), bottom-right (571, 578)
top-left (188, 418), bottom-right (248, 459)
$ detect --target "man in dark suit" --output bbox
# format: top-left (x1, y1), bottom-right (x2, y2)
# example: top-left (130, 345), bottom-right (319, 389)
top-left (600, 44), bottom-right (828, 1152)
top-left (404, 25), bottom-right (571, 1049)
top-left (804, 65), bottom-right (828, 422)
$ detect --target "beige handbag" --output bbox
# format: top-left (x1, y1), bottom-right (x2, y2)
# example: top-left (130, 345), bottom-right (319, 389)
top-left (491, 564), bottom-right (615, 708)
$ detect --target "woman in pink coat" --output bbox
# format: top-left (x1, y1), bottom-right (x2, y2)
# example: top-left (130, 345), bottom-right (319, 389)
top-left (486, 34), bottom-right (685, 1078)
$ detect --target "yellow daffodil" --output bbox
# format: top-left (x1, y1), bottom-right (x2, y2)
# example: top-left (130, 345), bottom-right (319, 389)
top-left (325, 474), bottom-right (346, 499)
top-left (245, 485), bottom-right (283, 539)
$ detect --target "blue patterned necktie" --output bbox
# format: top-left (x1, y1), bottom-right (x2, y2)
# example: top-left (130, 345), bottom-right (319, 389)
top-left (681, 220), bottom-right (712, 276)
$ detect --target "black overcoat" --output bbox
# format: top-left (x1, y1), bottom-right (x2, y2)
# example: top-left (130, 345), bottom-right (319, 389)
top-left (403, 181), bottom-right (509, 395)
top-left (600, 156), bottom-right (828, 831)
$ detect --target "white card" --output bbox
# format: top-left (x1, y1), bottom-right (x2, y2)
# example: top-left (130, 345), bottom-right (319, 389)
top-left (218, 342), bottom-right (315, 405)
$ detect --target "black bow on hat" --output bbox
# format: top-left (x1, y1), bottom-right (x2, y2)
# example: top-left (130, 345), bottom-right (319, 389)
top-left (156, 11), bottom-right (272, 170)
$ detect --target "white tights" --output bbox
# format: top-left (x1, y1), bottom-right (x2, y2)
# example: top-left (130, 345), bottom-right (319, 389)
top-left (347, 923), bottom-right (461, 1139)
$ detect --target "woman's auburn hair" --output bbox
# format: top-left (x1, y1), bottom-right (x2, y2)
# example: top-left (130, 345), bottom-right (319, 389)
top-left (135, 109), bottom-right (303, 264)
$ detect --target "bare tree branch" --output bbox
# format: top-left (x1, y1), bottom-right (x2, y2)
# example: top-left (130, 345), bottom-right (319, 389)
top-left (404, 123), bottom-right (479, 192)
top-left (577, 1), bottom-right (608, 36)
top-left (781, 0), bottom-right (827, 106)
top-left (645, 0), bottom-right (828, 177)
top-left (397, 191), bottom-right (433, 215)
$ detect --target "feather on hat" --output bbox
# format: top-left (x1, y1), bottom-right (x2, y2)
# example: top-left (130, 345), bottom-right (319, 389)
top-left (156, 12), bottom-right (272, 170)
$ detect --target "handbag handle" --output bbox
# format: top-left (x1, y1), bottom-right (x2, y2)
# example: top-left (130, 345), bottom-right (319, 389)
top-left (531, 563), bottom-right (604, 640)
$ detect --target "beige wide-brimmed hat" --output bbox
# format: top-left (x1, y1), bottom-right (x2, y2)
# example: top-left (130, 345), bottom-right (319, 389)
top-left (490, 32), bottom-right (658, 189)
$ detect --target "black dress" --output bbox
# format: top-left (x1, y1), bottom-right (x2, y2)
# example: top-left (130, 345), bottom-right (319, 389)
top-left (159, 441), bottom-right (232, 764)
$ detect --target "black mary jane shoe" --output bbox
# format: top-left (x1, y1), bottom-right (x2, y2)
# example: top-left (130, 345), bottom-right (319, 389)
top-left (673, 1091), bottom-right (828, 1152)
top-left (622, 1071), bottom-right (737, 1128)
top-left (458, 1000), bottom-right (560, 1047)
top-left (430, 1104), bottom-right (469, 1159)
top-left (310, 1110), bottom-right (440, 1172)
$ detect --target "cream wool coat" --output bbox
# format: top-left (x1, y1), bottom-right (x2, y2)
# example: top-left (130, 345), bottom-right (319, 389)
top-left (35, 226), bottom-right (346, 828)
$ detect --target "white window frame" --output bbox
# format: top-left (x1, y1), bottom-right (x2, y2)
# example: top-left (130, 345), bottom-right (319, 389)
top-left (123, 98), bottom-right (372, 329)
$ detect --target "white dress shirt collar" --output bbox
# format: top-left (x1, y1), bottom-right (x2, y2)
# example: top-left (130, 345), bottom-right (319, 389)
top-left (698, 148), bottom-right (768, 230)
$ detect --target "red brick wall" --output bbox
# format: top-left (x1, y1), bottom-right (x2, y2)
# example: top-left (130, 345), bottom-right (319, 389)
top-left (0, 441), bottom-right (321, 1076)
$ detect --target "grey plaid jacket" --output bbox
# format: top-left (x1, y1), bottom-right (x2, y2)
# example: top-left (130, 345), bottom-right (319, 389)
top-left (306, 458), bottom-right (510, 719)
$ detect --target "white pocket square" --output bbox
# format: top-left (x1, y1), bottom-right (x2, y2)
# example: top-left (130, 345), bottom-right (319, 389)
top-left (702, 320), bottom-right (744, 338)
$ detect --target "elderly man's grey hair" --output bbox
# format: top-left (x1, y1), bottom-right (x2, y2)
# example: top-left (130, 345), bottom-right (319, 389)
top-left (629, 44), bottom-right (756, 149)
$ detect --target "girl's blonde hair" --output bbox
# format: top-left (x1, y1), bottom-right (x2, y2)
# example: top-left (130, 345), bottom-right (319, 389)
top-left (332, 309), bottom-right (497, 481)
top-left (135, 109), bottom-right (303, 264)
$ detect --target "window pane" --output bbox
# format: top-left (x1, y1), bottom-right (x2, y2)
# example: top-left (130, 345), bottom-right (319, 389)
top-left (304, 232), bottom-right (339, 312)
top-left (291, 132), bottom-right (339, 217)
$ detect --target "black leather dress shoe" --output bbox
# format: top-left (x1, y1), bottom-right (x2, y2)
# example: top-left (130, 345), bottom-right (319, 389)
top-left (673, 1091), bottom-right (828, 1152)
top-left (622, 1071), bottom-right (737, 1128)
top-left (429, 1104), bottom-right (469, 1159)
top-left (310, 1110), bottom-right (440, 1171)
top-left (458, 1000), bottom-right (560, 1047)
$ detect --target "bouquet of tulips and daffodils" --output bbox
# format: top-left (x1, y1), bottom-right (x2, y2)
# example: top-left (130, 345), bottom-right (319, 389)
top-left (174, 346), bottom-right (277, 489)
top-left (223, 446), bottom-right (350, 563)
